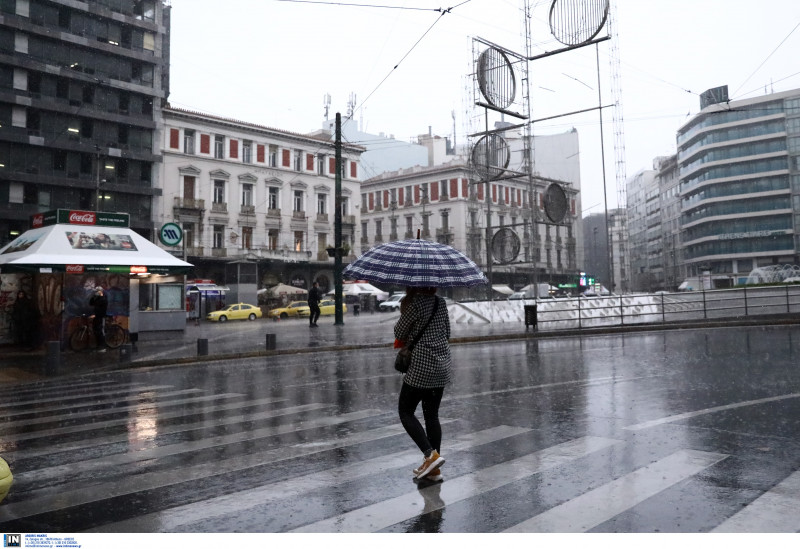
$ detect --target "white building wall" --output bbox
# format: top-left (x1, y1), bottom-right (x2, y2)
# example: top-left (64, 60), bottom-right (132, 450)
top-left (156, 109), bottom-right (364, 265)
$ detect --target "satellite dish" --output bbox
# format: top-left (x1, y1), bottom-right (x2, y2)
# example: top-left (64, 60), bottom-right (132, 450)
top-left (491, 228), bottom-right (521, 264)
top-left (548, 0), bottom-right (609, 47)
top-left (471, 133), bottom-right (510, 181)
top-left (543, 183), bottom-right (568, 224)
top-left (477, 46), bottom-right (516, 110)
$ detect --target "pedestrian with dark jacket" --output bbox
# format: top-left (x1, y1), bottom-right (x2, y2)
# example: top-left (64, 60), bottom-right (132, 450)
top-left (11, 290), bottom-right (39, 350)
top-left (393, 286), bottom-right (451, 482)
top-left (89, 287), bottom-right (108, 351)
top-left (308, 281), bottom-right (322, 327)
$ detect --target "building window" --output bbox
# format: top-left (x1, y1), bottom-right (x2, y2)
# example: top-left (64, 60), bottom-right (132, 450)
top-left (340, 197), bottom-right (348, 216)
top-left (317, 154), bottom-right (326, 175)
top-left (294, 231), bottom-right (304, 252)
top-left (213, 225), bottom-right (224, 248)
top-left (406, 216), bottom-right (413, 235)
top-left (214, 135), bottom-right (224, 159)
top-left (184, 130), bottom-right (194, 154)
top-left (317, 193), bottom-right (327, 215)
top-left (293, 190), bottom-right (303, 212)
top-left (242, 183), bottom-right (253, 206)
top-left (268, 229), bottom-right (279, 250)
top-left (242, 140), bottom-right (252, 164)
top-left (268, 187), bottom-right (279, 210)
top-left (294, 151), bottom-right (302, 171)
top-left (361, 221), bottom-right (368, 239)
top-left (213, 180), bottom-right (225, 203)
top-left (269, 145), bottom-right (278, 167)
top-left (375, 220), bottom-right (383, 238)
top-left (242, 226), bottom-right (253, 249)
top-left (184, 223), bottom-right (194, 248)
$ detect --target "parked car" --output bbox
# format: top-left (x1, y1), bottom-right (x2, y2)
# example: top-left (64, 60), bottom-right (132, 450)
top-left (508, 291), bottom-right (528, 300)
top-left (379, 294), bottom-right (405, 312)
top-left (267, 301), bottom-right (308, 319)
top-left (297, 299), bottom-right (347, 317)
top-left (206, 303), bottom-right (263, 322)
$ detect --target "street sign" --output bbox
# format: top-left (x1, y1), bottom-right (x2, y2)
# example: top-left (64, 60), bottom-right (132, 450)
top-left (159, 222), bottom-right (183, 247)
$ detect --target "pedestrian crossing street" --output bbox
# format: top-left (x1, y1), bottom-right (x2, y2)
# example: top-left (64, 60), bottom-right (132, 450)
top-left (0, 373), bottom-right (798, 533)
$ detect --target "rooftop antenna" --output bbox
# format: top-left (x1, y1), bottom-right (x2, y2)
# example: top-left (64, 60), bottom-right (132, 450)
top-left (347, 92), bottom-right (357, 119)
top-left (323, 93), bottom-right (331, 120)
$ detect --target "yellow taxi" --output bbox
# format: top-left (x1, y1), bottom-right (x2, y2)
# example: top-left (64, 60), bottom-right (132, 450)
top-left (206, 303), bottom-right (263, 322)
top-left (267, 300), bottom-right (309, 319)
top-left (298, 299), bottom-right (347, 317)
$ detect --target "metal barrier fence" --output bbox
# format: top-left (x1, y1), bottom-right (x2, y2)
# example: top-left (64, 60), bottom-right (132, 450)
top-left (535, 285), bottom-right (800, 331)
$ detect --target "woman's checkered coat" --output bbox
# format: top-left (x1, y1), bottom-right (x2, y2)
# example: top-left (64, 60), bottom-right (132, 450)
top-left (394, 294), bottom-right (452, 389)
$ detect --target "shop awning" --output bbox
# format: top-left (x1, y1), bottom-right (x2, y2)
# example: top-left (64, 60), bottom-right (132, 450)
top-left (258, 283), bottom-right (308, 295)
top-left (0, 223), bottom-right (193, 275)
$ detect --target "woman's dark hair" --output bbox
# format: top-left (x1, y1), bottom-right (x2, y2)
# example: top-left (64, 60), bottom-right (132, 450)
top-left (400, 286), bottom-right (437, 315)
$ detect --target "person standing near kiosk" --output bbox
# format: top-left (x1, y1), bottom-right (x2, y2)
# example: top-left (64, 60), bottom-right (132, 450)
top-left (89, 287), bottom-right (108, 351)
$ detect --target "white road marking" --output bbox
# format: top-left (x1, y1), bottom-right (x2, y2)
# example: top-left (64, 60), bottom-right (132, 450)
top-left (624, 393), bottom-right (800, 431)
top-left (503, 449), bottom-right (728, 532)
top-left (85, 425), bottom-right (531, 532)
top-left (712, 470), bottom-right (800, 532)
top-left (291, 436), bottom-right (622, 533)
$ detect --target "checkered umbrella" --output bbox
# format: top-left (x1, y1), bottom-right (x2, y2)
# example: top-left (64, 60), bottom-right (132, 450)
top-left (342, 239), bottom-right (488, 288)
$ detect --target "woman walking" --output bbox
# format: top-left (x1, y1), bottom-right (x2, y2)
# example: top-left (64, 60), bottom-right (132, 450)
top-left (394, 286), bottom-right (451, 481)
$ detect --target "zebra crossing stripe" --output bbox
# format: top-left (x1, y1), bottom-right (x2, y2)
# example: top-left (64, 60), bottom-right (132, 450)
top-left (0, 389), bottom-right (211, 429)
top-left (85, 425), bottom-right (531, 532)
top-left (0, 385), bottom-right (180, 418)
top-left (291, 436), bottom-right (622, 533)
top-left (0, 411), bottom-right (410, 523)
top-left (4, 398), bottom-right (311, 460)
top-left (712, 470), bottom-right (800, 532)
top-left (503, 449), bottom-right (728, 532)
top-left (11, 402), bottom-right (338, 484)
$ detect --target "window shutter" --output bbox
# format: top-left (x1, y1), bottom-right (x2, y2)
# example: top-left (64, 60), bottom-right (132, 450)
top-left (200, 134), bottom-right (210, 154)
top-left (306, 153), bottom-right (314, 171)
top-left (414, 185), bottom-right (420, 203)
top-left (398, 188), bottom-right (404, 206)
top-left (257, 144), bottom-right (265, 163)
top-left (169, 128), bottom-right (179, 149)
top-left (450, 178), bottom-right (458, 198)
top-left (282, 149), bottom-right (291, 167)
top-left (477, 183), bottom-right (484, 201)
top-left (368, 193), bottom-right (374, 210)
top-left (329, 157), bottom-right (336, 174)
top-left (491, 184), bottom-right (497, 203)
top-left (571, 199), bottom-right (576, 216)
top-left (229, 139), bottom-right (238, 159)
top-left (462, 179), bottom-right (468, 198)
top-left (430, 182), bottom-right (439, 201)
top-left (383, 190), bottom-right (389, 206)
top-left (504, 187), bottom-right (509, 204)
top-left (350, 162), bottom-right (357, 178)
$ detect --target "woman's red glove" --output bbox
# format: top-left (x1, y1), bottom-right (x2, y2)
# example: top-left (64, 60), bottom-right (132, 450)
top-left (394, 338), bottom-right (406, 349)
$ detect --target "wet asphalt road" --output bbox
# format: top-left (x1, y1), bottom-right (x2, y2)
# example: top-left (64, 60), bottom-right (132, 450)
top-left (0, 324), bottom-right (799, 532)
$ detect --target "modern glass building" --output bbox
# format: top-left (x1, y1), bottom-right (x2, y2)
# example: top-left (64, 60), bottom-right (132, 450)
top-left (0, 0), bottom-right (170, 244)
top-left (677, 86), bottom-right (800, 284)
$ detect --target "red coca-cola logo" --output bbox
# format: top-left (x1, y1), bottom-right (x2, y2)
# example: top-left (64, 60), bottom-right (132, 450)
top-left (32, 214), bottom-right (44, 227)
top-left (66, 264), bottom-right (84, 273)
top-left (69, 211), bottom-right (96, 225)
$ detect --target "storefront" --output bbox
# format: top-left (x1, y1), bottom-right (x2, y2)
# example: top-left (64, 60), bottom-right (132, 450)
top-left (0, 210), bottom-right (192, 348)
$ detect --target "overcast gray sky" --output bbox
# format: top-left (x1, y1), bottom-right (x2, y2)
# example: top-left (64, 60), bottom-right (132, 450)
top-left (167, 0), bottom-right (800, 216)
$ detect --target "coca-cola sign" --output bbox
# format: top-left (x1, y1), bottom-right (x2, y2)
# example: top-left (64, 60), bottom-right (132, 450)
top-left (65, 264), bottom-right (84, 273)
top-left (32, 214), bottom-right (44, 228)
top-left (68, 211), bottom-right (96, 225)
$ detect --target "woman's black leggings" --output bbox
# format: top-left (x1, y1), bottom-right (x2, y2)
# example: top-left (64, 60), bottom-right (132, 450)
top-left (398, 382), bottom-right (445, 454)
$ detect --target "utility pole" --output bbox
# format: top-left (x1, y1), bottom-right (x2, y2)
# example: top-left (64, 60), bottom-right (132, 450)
top-left (94, 147), bottom-right (101, 211)
top-left (334, 113), bottom-right (344, 326)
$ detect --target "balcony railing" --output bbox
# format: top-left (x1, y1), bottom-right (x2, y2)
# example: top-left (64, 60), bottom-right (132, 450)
top-left (292, 210), bottom-right (306, 220)
top-left (240, 205), bottom-right (255, 215)
top-left (211, 248), bottom-right (227, 257)
top-left (173, 197), bottom-right (205, 210)
top-left (185, 246), bottom-right (204, 256)
top-left (316, 213), bottom-right (329, 223)
top-left (342, 215), bottom-right (356, 225)
top-left (267, 208), bottom-right (281, 218)
top-left (211, 202), bottom-right (227, 213)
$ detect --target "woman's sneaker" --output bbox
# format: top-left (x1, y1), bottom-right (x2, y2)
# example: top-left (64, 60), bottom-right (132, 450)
top-left (415, 450), bottom-right (445, 480)
top-left (426, 467), bottom-right (443, 482)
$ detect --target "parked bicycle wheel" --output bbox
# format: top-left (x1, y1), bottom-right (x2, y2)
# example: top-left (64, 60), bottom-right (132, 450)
top-left (104, 324), bottom-right (126, 349)
top-left (69, 327), bottom-right (90, 352)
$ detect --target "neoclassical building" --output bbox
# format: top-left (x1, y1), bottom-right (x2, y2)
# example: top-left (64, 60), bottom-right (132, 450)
top-left (156, 107), bottom-right (364, 297)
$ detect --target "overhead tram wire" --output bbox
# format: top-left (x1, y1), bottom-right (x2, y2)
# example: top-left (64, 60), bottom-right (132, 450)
top-left (732, 20), bottom-right (800, 99)
top-left (274, 0), bottom-right (451, 12)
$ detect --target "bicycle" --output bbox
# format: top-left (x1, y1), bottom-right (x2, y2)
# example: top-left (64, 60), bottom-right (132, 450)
top-left (69, 314), bottom-right (127, 351)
